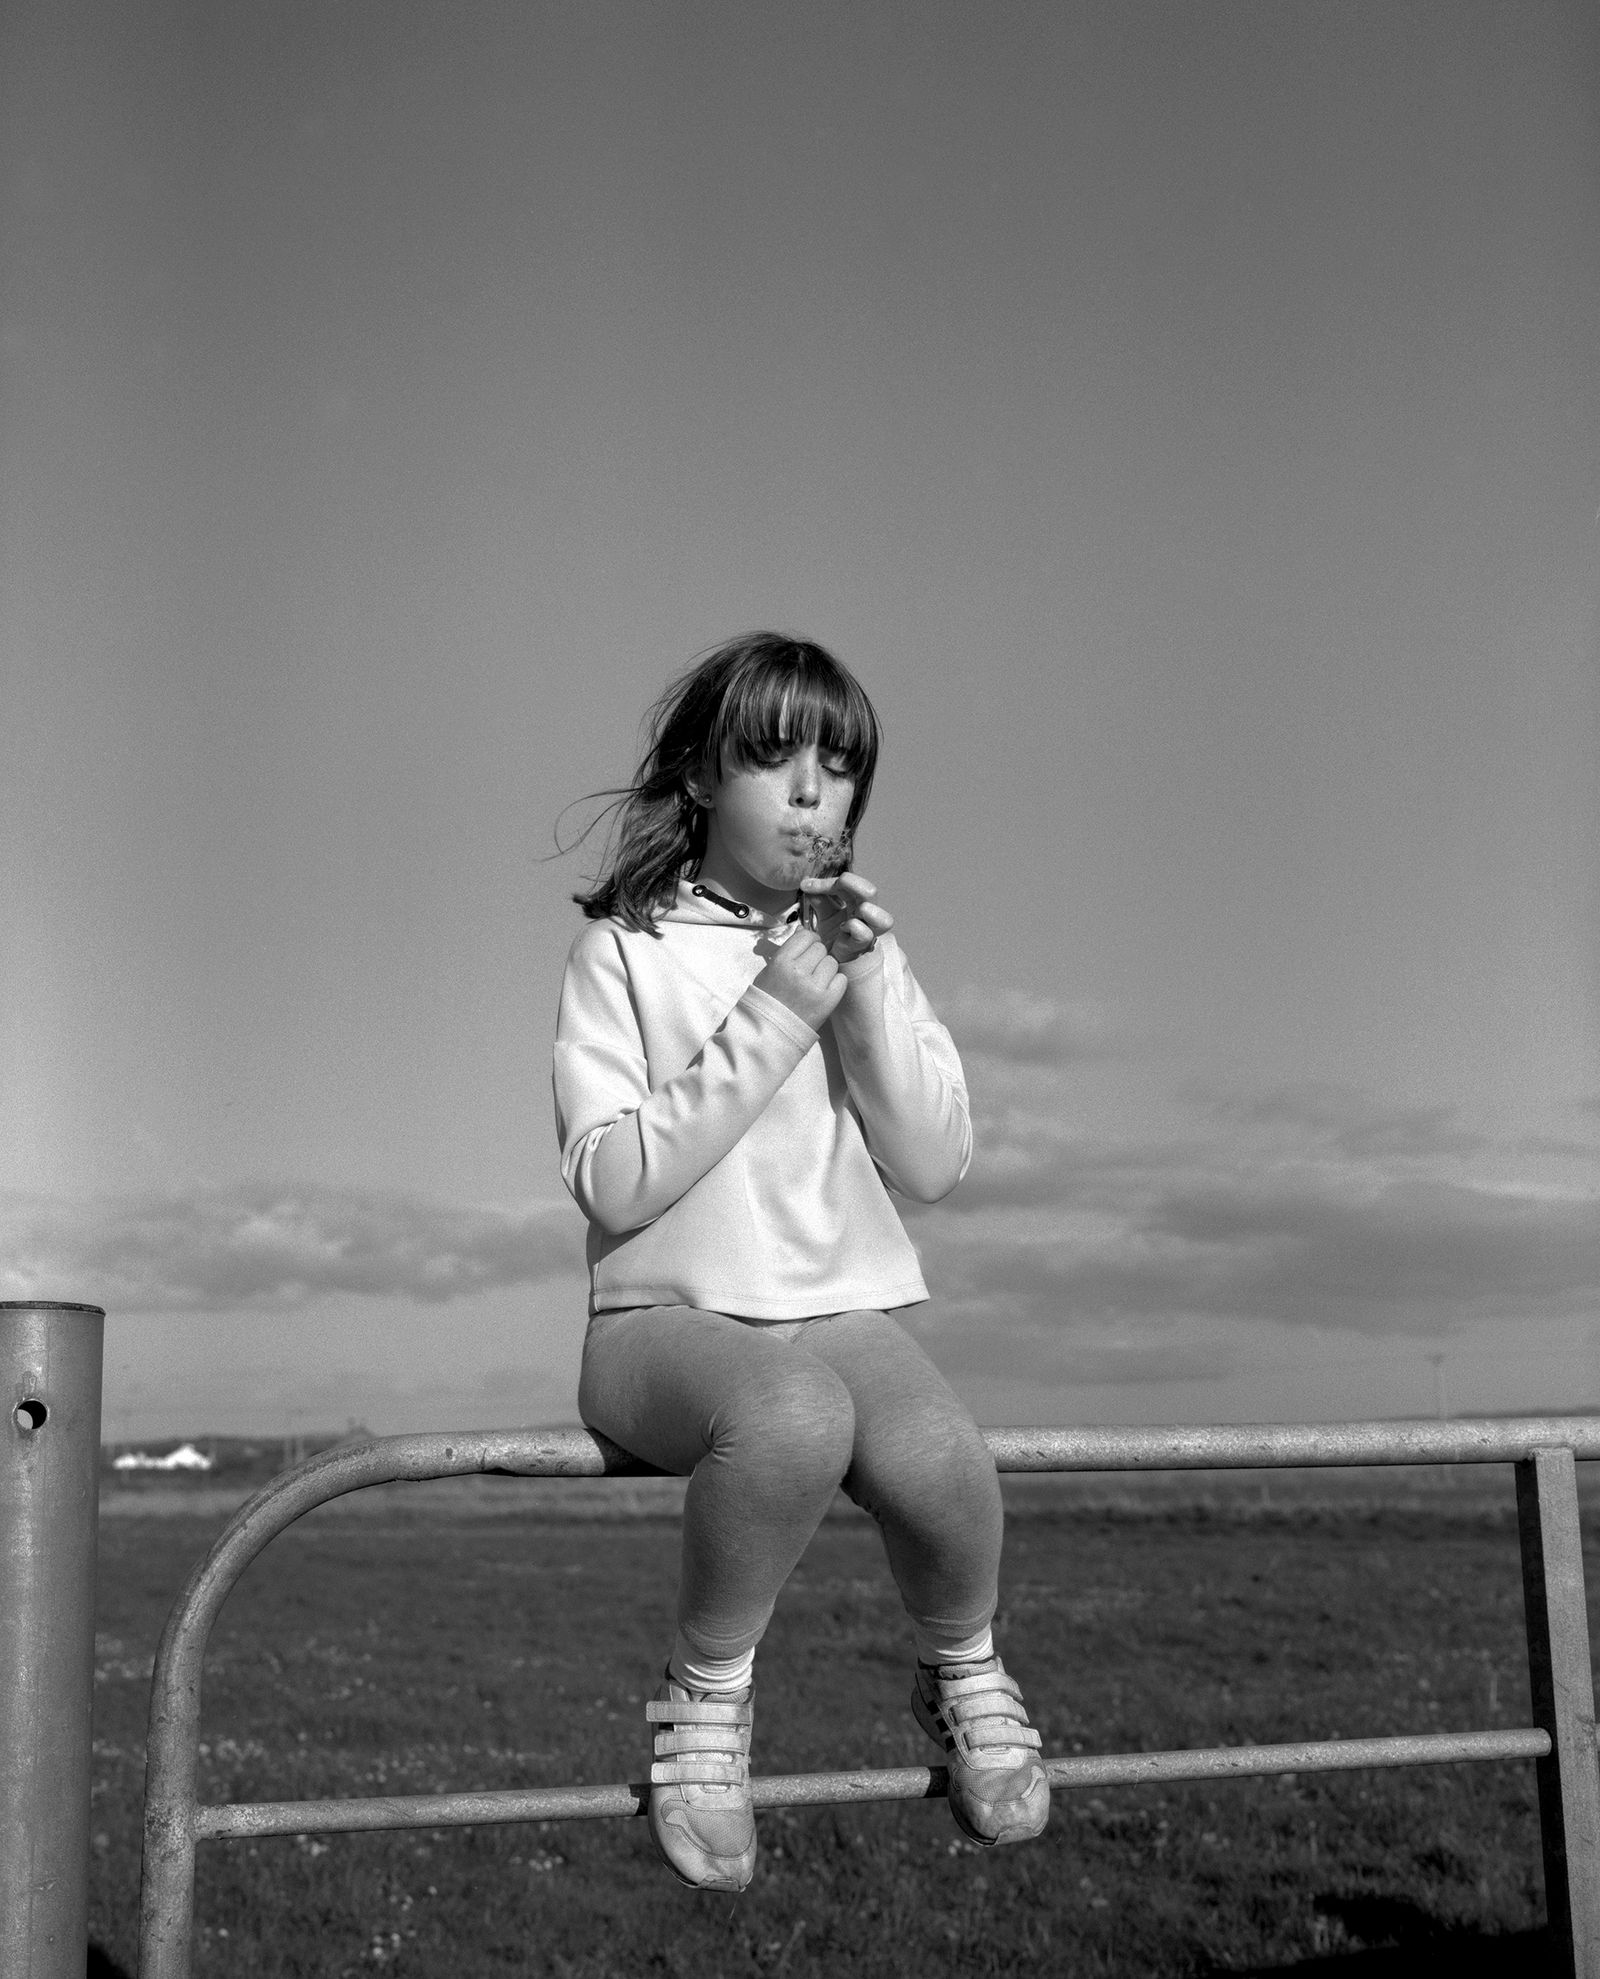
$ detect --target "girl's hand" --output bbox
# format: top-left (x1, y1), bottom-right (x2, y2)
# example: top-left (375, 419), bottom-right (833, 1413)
top-left (753, 926), bottom-right (849, 1030)
top-left (800, 872), bottom-right (894, 965)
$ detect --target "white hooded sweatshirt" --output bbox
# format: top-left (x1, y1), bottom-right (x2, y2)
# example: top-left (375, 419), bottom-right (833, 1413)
top-left (553, 878), bottom-right (972, 1318)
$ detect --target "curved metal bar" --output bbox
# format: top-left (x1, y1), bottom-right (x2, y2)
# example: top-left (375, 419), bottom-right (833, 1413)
top-left (138, 1418), bottom-right (1600, 1978)
top-left (139, 1428), bottom-right (649, 1974)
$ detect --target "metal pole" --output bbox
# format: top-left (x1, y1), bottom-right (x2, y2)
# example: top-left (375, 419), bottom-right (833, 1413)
top-left (1518, 1447), bottom-right (1600, 1978)
top-left (1, 1301), bottom-right (106, 1979)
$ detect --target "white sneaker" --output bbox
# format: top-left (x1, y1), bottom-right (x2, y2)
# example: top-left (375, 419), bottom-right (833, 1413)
top-left (645, 1675), bottom-right (757, 1891)
top-left (913, 1654), bottom-right (1050, 1847)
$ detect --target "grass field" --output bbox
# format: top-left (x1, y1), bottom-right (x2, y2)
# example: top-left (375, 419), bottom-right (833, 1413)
top-left (89, 1472), bottom-right (1588, 1976)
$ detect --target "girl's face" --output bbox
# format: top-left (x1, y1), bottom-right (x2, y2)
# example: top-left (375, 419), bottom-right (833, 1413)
top-left (691, 740), bottom-right (856, 914)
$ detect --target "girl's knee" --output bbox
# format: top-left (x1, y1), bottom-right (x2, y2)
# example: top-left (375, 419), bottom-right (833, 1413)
top-left (716, 1359), bottom-right (856, 1486)
top-left (855, 1406), bottom-right (1000, 1524)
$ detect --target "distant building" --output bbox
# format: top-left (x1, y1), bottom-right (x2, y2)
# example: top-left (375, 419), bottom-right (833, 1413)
top-left (112, 1442), bottom-right (214, 1472)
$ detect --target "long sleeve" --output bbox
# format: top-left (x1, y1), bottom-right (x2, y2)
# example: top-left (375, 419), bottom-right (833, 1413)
top-left (827, 944), bottom-right (972, 1202)
top-left (551, 898), bottom-right (953, 1319)
top-left (554, 928), bottom-right (819, 1235)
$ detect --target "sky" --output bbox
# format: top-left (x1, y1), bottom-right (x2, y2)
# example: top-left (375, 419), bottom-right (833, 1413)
top-left (4, 0), bottom-right (1598, 1440)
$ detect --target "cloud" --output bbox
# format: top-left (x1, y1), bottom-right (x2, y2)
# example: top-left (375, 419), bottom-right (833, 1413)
top-left (0, 1183), bottom-right (585, 1313)
top-left (1523, 1135), bottom-right (1600, 1161)
top-left (910, 1067), bottom-right (1600, 1351)
top-left (936, 1118), bottom-right (1201, 1215)
top-left (939, 988), bottom-right (1116, 1067)
top-left (926, 1318), bottom-right (1235, 1385)
top-left (1191, 1082), bottom-right (1487, 1161)
top-left (12, 1062), bottom-right (1592, 1389)
top-left (917, 1171), bottom-right (1600, 1340)
top-left (1153, 1175), bottom-right (1600, 1327)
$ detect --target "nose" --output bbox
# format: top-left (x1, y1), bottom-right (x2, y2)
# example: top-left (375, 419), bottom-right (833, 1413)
top-left (789, 747), bottom-right (822, 806)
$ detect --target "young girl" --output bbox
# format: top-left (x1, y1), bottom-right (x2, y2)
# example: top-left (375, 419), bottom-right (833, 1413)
top-left (553, 632), bottom-right (1048, 1891)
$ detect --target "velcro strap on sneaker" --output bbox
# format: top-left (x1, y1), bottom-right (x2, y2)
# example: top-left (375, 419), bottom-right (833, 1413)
top-left (934, 1670), bottom-right (1023, 1705)
top-left (943, 1696), bottom-right (1029, 1733)
top-left (954, 1717), bottom-right (1043, 1758)
top-left (654, 1725), bottom-right (750, 1756)
top-left (645, 1697), bottom-right (752, 1726)
top-left (649, 1757), bottom-right (748, 1786)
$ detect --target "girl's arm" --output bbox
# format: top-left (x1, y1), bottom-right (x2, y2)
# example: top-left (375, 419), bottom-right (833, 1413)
top-left (825, 941), bottom-right (972, 1202)
top-left (553, 931), bottom-right (821, 1235)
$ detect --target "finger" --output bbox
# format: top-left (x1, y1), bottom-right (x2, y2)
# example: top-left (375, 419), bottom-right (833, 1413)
top-left (811, 888), bottom-right (884, 926)
top-left (802, 899), bottom-right (850, 943)
top-left (806, 870), bottom-right (876, 903)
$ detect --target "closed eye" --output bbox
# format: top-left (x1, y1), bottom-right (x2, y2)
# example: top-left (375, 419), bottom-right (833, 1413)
top-left (747, 750), bottom-right (854, 778)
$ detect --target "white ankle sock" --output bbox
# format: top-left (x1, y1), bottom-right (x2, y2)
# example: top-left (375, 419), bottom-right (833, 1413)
top-left (913, 1624), bottom-right (994, 1667)
top-left (669, 1636), bottom-right (755, 1694)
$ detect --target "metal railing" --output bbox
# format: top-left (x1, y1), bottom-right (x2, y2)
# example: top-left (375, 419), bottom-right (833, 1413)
top-left (138, 1419), bottom-right (1600, 1978)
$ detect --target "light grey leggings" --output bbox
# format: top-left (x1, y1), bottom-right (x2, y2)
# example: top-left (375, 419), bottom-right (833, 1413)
top-left (578, 1305), bottom-right (1004, 1660)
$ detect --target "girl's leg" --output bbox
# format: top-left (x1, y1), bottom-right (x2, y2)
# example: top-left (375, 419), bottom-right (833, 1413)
top-left (798, 1307), bottom-right (1002, 1653)
top-left (799, 1309), bottom-right (1048, 1849)
top-left (579, 1305), bottom-right (857, 1661)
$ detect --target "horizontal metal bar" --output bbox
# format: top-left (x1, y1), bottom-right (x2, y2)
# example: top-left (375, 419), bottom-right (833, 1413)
top-left (1044, 1727), bottom-right (1551, 1787)
top-left (175, 1418), bottom-right (1600, 1553)
top-left (193, 1727), bottom-right (1552, 1841)
top-left (195, 1781), bottom-right (645, 1837)
top-left (985, 1420), bottom-right (1600, 1472)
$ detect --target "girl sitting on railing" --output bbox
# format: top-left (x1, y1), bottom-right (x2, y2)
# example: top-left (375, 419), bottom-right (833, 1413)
top-left (552, 633), bottom-right (1048, 1891)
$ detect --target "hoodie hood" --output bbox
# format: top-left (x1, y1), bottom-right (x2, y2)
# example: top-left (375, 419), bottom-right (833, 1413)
top-left (657, 876), bottom-right (801, 932)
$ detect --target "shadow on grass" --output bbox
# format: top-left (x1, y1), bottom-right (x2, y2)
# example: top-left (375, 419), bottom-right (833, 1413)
top-left (1221, 1893), bottom-right (1556, 1975)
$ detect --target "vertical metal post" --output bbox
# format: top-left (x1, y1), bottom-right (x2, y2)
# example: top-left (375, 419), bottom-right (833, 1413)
top-left (1518, 1446), bottom-right (1600, 1978)
top-left (139, 1584), bottom-right (207, 1979)
top-left (1, 1301), bottom-right (106, 1978)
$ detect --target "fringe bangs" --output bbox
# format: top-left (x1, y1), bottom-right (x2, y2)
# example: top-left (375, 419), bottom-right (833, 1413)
top-left (712, 649), bottom-right (879, 789)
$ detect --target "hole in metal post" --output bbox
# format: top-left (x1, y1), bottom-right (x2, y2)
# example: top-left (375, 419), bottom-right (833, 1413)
top-left (14, 1398), bottom-right (48, 1432)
